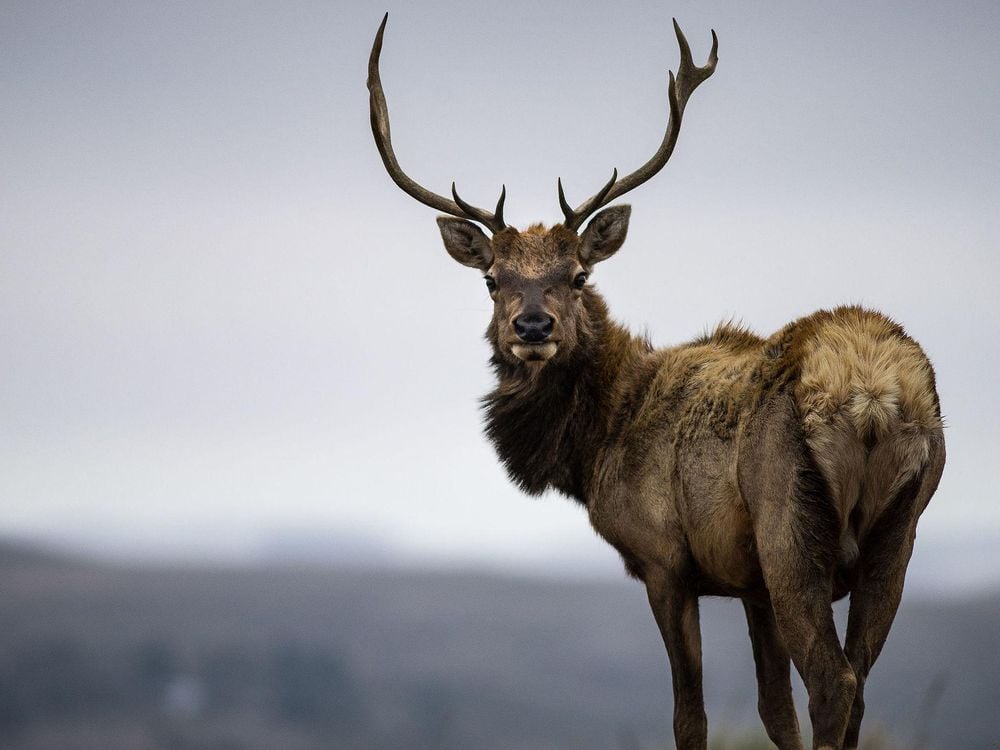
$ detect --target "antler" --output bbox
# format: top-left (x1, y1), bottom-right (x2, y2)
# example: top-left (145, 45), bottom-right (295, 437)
top-left (559, 19), bottom-right (718, 231)
top-left (367, 13), bottom-right (507, 233)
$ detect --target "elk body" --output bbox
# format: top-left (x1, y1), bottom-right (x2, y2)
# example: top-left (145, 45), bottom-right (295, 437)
top-left (367, 15), bottom-right (945, 750)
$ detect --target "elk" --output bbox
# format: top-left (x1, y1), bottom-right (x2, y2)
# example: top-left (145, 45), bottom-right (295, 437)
top-left (367, 14), bottom-right (945, 750)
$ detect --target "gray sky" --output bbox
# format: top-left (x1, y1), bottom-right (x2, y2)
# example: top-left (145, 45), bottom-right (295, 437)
top-left (2, 1), bottom-right (999, 590)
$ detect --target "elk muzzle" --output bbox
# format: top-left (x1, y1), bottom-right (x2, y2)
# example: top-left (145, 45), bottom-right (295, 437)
top-left (515, 312), bottom-right (555, 343)
top-left (511, 310), bottom-right (558, 362)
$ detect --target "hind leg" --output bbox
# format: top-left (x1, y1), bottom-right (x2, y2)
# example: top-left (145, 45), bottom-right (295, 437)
top-left (842, 442), bottom-right (944, 749)
top-left (756, 520), bottom-right (856, 750)
top-left (741, 395), bottom-right (856, 749)
top-left (743, 599), bottom-right (803, 750)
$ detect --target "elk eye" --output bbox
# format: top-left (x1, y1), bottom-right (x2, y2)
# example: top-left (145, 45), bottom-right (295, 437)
top-left (573, 272), bottom-right (588, 289)
top-left (484, 276), bottom-right (497, 293)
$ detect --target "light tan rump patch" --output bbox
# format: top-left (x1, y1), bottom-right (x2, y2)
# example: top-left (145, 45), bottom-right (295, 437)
top-left (793, 307), bottom-right (942, 533)
top-left (795, 307), bottom-right (940, 441)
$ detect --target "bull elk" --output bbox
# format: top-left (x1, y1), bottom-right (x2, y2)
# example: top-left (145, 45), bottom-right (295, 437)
top-left (367, 13), bottom-right (945, 750)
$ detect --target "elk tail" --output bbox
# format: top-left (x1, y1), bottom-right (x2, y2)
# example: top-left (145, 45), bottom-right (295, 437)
top-left (845, 370), bottom-right (900, 446)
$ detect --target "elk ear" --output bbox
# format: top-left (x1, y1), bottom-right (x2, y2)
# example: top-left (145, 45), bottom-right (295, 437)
top-left (579, 205), bottom-right (631, 265)
top-left (437, 217), bottom-right (494, 270)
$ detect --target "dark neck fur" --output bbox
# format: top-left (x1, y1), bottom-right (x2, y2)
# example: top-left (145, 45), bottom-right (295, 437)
top-left (481, 293), bottom-right (649, 504)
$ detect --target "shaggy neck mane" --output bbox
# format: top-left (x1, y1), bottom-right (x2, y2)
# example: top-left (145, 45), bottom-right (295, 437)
top-left (481, 291), bottom-right (652, 504)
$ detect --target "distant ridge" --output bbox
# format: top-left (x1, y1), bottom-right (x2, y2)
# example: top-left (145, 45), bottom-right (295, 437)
top-left (0, 536), bottom-right (84, 569)
top-left (0, 537), bottom-right (998, 747)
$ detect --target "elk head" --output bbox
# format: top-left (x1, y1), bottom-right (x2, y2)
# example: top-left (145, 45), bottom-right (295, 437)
top-left (367, 13), bottom-right (718, 368)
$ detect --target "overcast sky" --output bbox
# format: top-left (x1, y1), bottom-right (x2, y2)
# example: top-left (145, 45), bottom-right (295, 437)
top-left (2, 1), bottom-right (998, 590)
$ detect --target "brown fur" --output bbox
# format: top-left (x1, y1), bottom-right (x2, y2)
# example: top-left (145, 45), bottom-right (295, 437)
top-left (438, 219), bottom-right (944, 750)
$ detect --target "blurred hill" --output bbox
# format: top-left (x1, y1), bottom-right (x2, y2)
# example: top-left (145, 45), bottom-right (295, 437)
top-left (0, 538), bottom-right (996, 749)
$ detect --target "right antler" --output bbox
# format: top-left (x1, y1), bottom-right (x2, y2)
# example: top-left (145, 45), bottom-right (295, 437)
top-left (558, 20), bottom-right (718, 232)
top-left (367, 13), bottom-right (508, 234)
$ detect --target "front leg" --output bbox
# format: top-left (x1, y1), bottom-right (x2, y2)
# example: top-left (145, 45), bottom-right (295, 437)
top-left (646, 570), bottom-right (707, 750)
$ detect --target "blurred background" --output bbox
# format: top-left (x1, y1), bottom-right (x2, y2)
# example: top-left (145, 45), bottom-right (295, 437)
top-left (2, 0), bottom-right (998, 747)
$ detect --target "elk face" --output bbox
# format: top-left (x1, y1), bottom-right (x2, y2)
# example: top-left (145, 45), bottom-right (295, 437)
top-left (437, 206), bottom-right (631, 367)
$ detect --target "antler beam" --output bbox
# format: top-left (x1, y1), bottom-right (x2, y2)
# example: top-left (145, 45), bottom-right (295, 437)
top-left (559, 20), bottom-right (718, 231)
top-left (367, 13), bottom-right (507, 233)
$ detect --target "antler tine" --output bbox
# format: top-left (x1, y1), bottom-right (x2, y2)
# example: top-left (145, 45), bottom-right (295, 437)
top-left (560, 20), bottom-right (718, 231)
top-left (367, 13), bottom-right (507, 233)
top-left (559, 170), bottom-right (618, 230)
top-left (494, 184), bottom-right (506, 228)
top-left (557, 178), bottom-right (573, 225)
top-left (453, 183), bottom-right (506, 229)
top-left (672, 20), bottom-right (719, 105)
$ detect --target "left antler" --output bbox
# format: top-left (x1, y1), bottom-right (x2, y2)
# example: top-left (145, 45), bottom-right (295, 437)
top-left (558, 19), bottom-right (718, 231)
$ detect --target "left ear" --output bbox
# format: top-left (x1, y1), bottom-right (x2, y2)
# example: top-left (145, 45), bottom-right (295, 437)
top-left (579, 205), bottom-right (631, 265)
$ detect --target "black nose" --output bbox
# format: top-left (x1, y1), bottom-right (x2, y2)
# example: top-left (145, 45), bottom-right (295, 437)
top-left (514, 312), bottom-right (554, 343)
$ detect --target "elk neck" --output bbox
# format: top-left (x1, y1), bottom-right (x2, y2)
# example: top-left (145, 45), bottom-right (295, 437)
top-left (481, 289), bottom-right (654, 504)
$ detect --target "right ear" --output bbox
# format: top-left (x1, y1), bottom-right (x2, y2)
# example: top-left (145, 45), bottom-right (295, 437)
top-left (437, 217), bottom-right (493, 270)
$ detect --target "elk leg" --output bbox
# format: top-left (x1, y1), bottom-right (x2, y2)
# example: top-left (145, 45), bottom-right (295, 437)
top-left (840, 538), bottom-right (912, 750)
top-left (743, 599), bottom-right (804, 750)
top-left (646, 572), bottom-right (707, 750)
top-left (760, 548), bottom-right (855, 750)
top-left (752, 477), bottom-right (857, 750)
top-left (740, 395), bottom-right (856, 749)
top-left (842, 446), bottom-right (944, 750)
